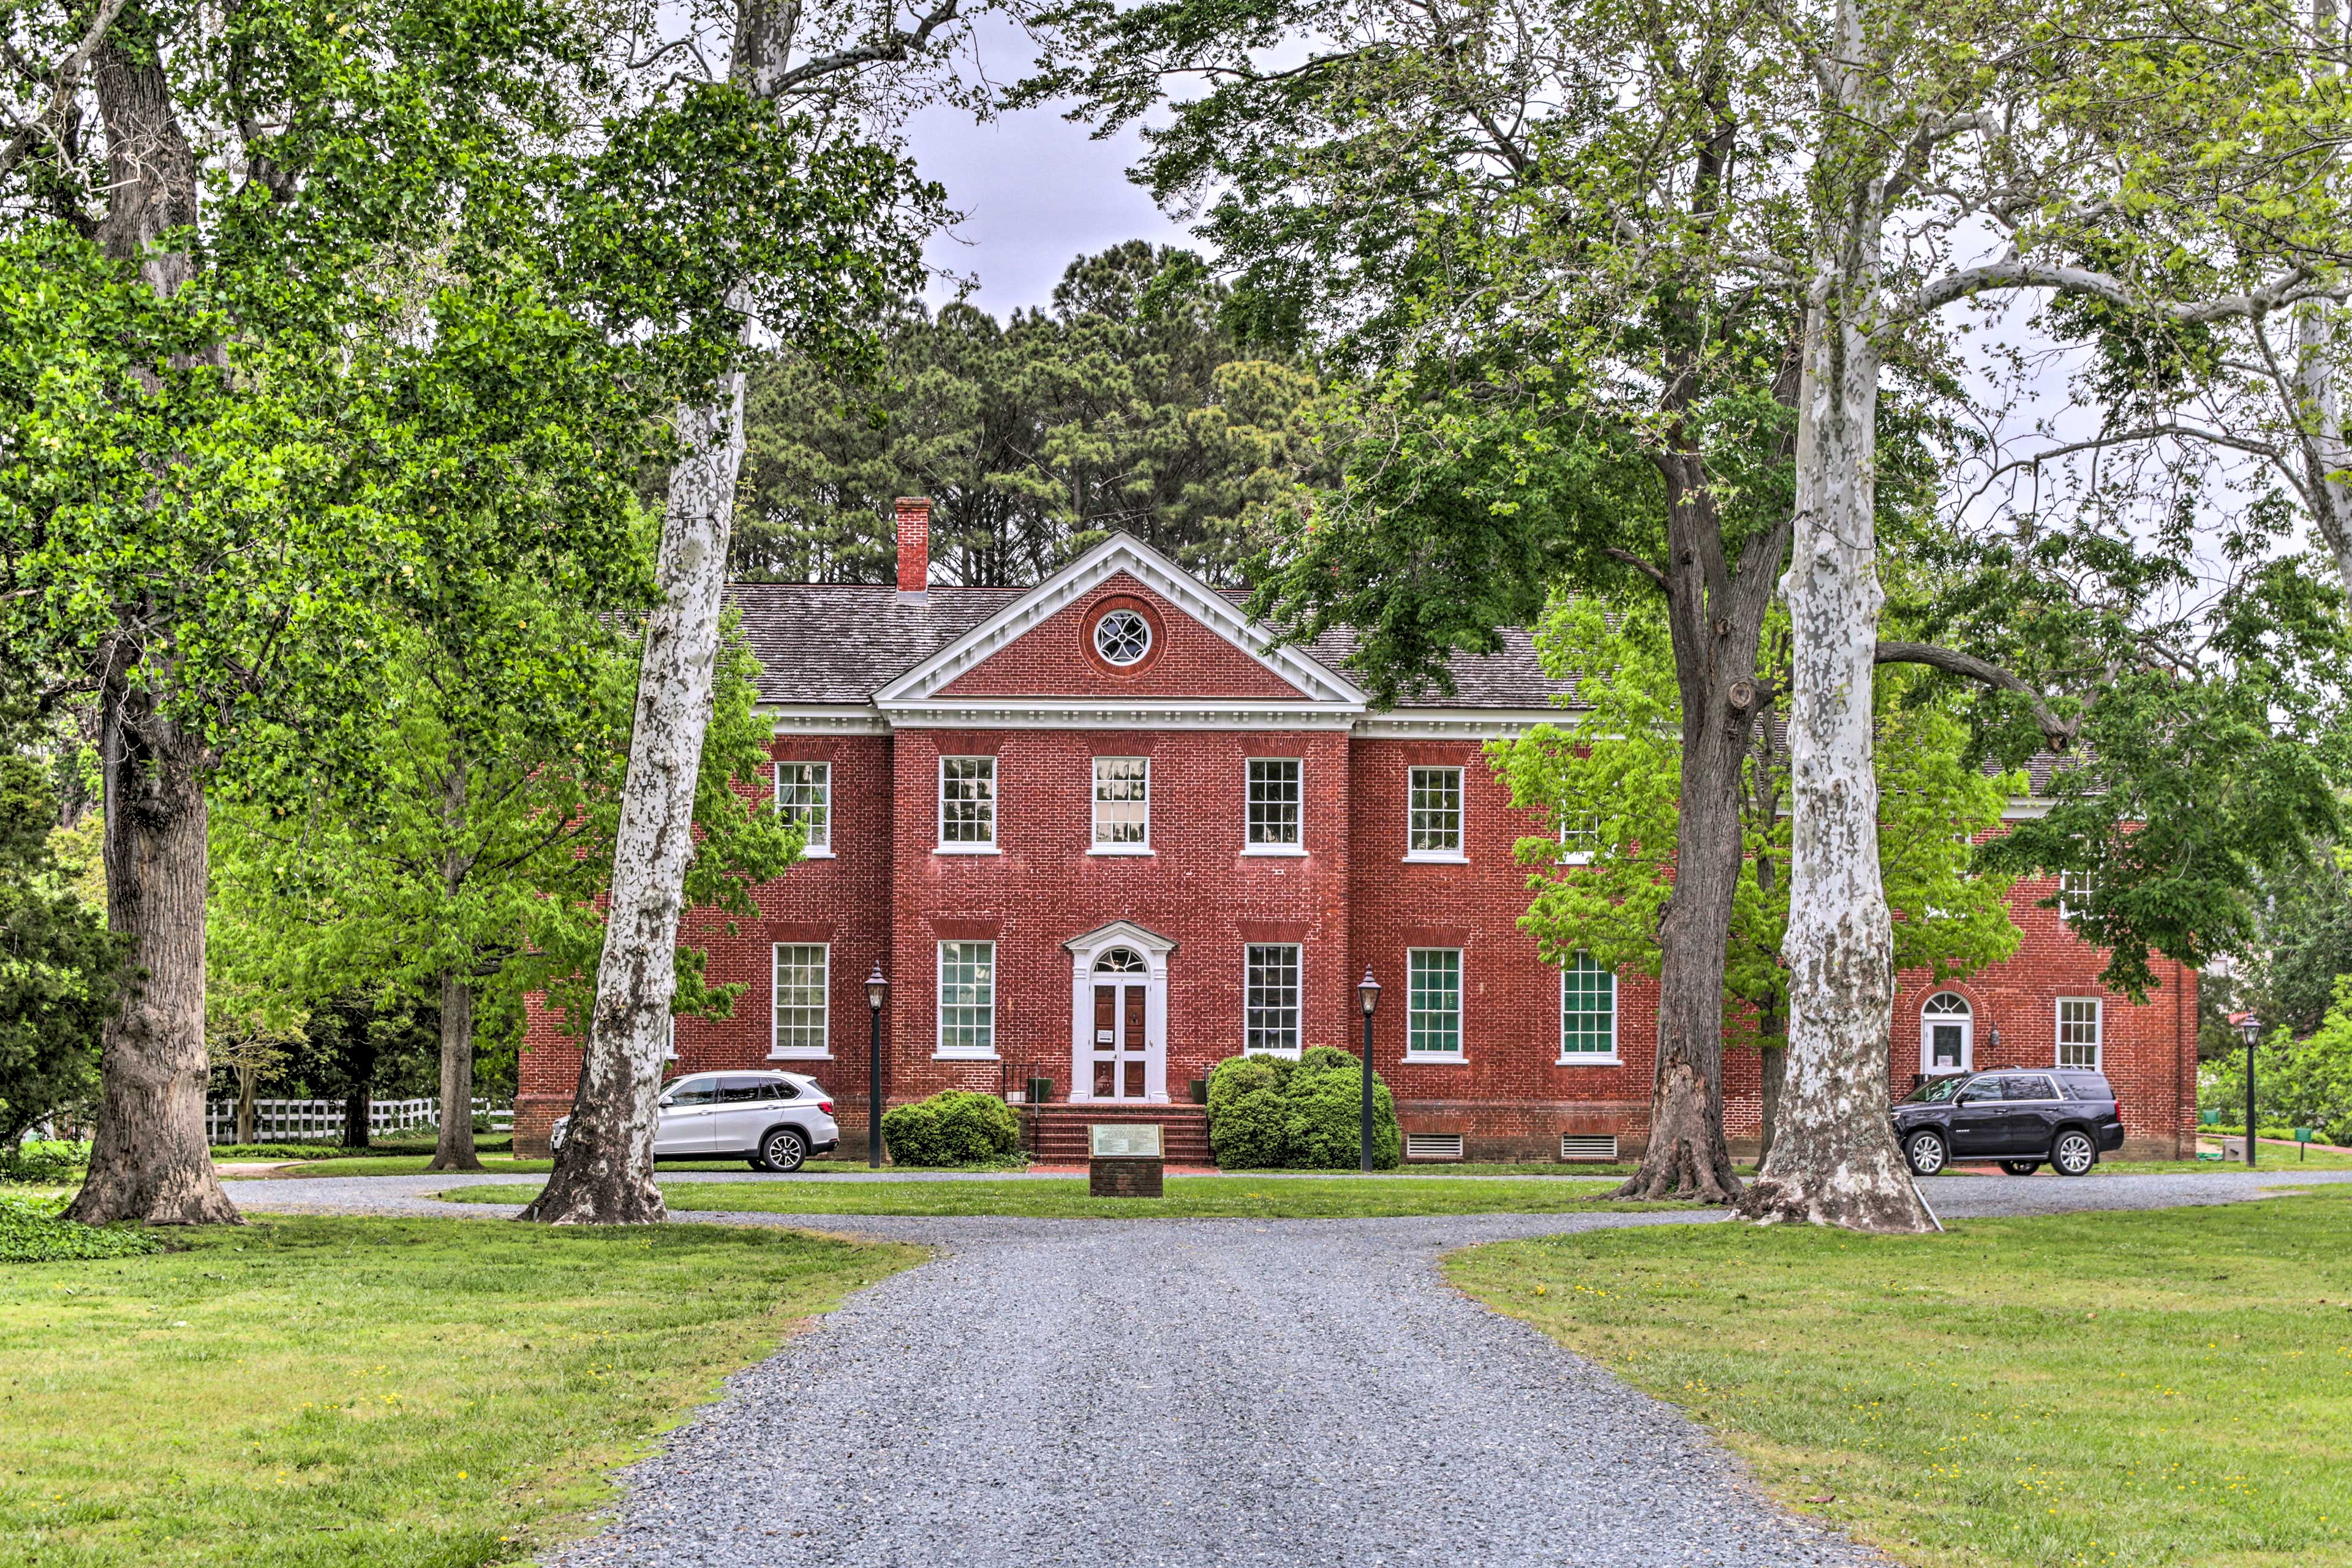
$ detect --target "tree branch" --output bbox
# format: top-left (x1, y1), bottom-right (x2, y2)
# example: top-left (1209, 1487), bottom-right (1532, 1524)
top-left (1875, 640), bottom-right (2078, 750)
top-left (1902, 260), bottom-right (2335, 327)
top-left (771, 0), bottom-right (964, 94)
top-left (1605, 545), bottom-right (1671, 589)
top-left (0, 0), bottom-right (129, 183)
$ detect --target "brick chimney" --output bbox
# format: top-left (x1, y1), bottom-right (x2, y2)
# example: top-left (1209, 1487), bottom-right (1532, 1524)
top-left (895, 497), bottom-right (930, 600)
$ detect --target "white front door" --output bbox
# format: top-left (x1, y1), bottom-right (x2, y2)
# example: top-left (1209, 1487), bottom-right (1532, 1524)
top-left (1090, 977), bottom-right (1150, 1100)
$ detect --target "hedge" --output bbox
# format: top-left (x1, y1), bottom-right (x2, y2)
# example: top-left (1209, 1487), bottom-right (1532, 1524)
top-left (1207, 1046), bottom-right (1400, 1169)
top-left (881, 1090), bottom-right (1024, 1167)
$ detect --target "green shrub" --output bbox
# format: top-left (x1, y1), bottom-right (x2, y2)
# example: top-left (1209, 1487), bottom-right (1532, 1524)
top-left (0, 1194), bottom-right (163, 1262)
top-left (0, 1138), bottom-right (89, 1184)
top-left (882, 1090), bottom-right (1023, 1167)
top-left (1205, 1049), bottom-right (1399, 1169)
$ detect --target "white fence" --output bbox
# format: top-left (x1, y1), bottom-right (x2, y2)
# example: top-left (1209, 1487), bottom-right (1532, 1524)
top-left (206, 1097), bottom-right (513, 1145)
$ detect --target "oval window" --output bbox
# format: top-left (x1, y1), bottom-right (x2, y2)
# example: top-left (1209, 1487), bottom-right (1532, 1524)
top-left (1093, 608), bottom-right (1152, 666)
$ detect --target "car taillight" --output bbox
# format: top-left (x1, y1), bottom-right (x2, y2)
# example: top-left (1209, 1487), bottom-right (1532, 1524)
top-left (816, 1100), bottom-right (834, 1114)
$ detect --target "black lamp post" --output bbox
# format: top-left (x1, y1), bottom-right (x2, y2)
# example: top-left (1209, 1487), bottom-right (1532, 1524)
top-left (1358, 968), bottom-right (1381, 1174)
top-left (2241, 1011), bottom-right (2260, 1170)
top-left (867, 965), bottom-right (889, 1169)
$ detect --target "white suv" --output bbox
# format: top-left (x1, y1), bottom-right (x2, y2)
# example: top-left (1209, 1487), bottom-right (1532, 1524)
top-left (548, 1071), bottom-right (839, 1172)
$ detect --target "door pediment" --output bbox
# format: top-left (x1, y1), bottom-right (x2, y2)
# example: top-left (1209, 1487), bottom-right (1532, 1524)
top-left (1063, 919), bottom-right (1179, 957)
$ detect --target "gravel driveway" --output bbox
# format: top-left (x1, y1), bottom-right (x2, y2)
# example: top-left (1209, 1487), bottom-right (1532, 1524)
top-left (228, 1167), bottom-right (2348, 1567)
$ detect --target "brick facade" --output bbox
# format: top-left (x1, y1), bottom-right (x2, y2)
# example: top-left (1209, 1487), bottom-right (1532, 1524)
top-left (516, 529), bottom-right (2196, 1163)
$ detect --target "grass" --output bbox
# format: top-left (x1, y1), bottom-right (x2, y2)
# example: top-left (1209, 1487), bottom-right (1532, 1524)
top-left (0, 1194), bottom-right (164, 1262)
top-left (1447, 1188), bottom-right (2352, 1568)
top-left (0, 1214), bottom-right (921, 1567)
top-left (226, 1155), bottom-right (982, 1179)
top-left (442, 1173), bottom-right (1630, 1217)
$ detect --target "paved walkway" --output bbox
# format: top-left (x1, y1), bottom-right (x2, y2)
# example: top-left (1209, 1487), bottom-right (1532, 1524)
top-left (230, 1168), bottom-right (2349, 1567)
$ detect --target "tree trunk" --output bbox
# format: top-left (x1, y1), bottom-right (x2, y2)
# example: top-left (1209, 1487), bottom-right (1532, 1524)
top-left (2292, 301), bottom-right (2352, 595)
top-left (428, 971), bottom-right (483, 1170)
top-left (342, 1082), bottom-right (371, 1148)
top-left (1736, 116), bottom-right (1937, 1230)
top-left (66, 684), bottom-right (239, 1225)
top-left (236, 1062), bottom-right (258, 1145)
top-left (520, 377), bottom-right (747, 1224)
top-left (1758, 1041), bottom-right (1785, 1165)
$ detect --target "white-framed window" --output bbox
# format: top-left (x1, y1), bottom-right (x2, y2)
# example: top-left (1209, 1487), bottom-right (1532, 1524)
top-left (939, 756), bottom-right (997, 848)
top-left (661, 1012), bottom-right (677, 1061)
top-left (1244, 944), bottom-right (1303, 1055)
top-left (1246, 758), bottom-right (1303, 850)
top-left (2058, 870), bottom-right (2095, 921)
top-left (771, 943), bottom-right (830, 1058)
top-left (1921, 990), bottom-right (1972, 1073)
top-left (937, 940), bottom-right (997, 1057)
top-left (775, 761), bottom-right (831, 855)
top-left (1559, 810), bottom-right (1600, 865)
top-left (1094, 608), bottom-right (1152, 665)
top-left (2056, 997), bottom-right (2103, 1069)
top-left (1559, 951), bottom-right (1617, 1060)
top-left (1406, 948), bottom-right (1463, 1056)
top-left (1407, 767), bottom-right (1464, 859)
top-left (1092, 757), bottom-right (1150, 850)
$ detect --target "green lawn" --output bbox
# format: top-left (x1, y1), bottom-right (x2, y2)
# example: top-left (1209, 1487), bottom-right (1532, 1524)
top-left (1448, 1188), bottom-right (2352, 1568)
top-left (219, 1155), bottom-right (893, 1179)
top-left (442, 1174), bottom-right (1630, 1218)
top-left (0, 1215), bottom-right (921, 1567)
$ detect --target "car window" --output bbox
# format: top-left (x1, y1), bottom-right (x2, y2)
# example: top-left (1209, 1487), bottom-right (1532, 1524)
top-left (717, 1076), bottom-right (769, 1103)
top-left (1905, 1076), bottom-right (1966, 1104)
top-left (2003, 1075), bottom-right (2057, 1102)
top-left (664, 1077), bottom-right (717, 1106)
top-left (2068, 1076), bottom-right (2115, 1102)
top-left (1958, 1077), bottom-right (2004, 1104)
top-left (767, 1080), bottom-right (799, 1101)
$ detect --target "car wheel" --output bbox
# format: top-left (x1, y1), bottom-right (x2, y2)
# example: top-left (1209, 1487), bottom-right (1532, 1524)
top-left (1904, 1129), bottom-right (1949, 1177)
top-left (2051, 1129), bottom-right (2097, 1175)
top-left (760, 1128), bottom-right (807, 1174)
top-left (2000, 1160), bottom-right (2041, 1176)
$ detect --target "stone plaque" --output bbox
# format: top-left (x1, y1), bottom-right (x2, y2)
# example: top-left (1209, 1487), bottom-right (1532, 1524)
top-left (1090, 1123), bottom-right (1163, 1158)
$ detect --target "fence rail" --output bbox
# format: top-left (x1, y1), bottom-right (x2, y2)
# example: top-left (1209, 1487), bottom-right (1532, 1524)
top-left (205, 1097), bottom-right (513, 1145)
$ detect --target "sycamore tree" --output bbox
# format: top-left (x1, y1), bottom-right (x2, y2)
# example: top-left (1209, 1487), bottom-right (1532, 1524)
top-left (1491, 597), bottom-right (2019, 1154)
top-left (211, 594), bottom-right (797, 1173)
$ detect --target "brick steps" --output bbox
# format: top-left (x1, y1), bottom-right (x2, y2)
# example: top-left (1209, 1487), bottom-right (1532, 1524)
top-left (1026, 1104), bottom-right (1212, 1164)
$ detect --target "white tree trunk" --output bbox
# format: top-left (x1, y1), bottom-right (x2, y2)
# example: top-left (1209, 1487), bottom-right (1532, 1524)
top-left (519, 375), bottom-right (746, 1224)
top-left (2293, 303), bottom-right (2352, 594)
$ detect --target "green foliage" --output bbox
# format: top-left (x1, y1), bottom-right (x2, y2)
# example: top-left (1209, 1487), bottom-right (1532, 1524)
top-left (1205, 1047), bottom-right (1398, 1169)
top-left (0, 1194), bottom-right (163, 1262)
top-left (1490, 597), bottom-right (2020, 1038)
top-left (2239, 854), bottom-right (2352, 1038)
top-left (0, 750), bottom-right (121, 1143)
top-left (880, 1091), bottom-right (1024, 1167)
top-left (736, 241), bottom-right (1325, 587)
top-left (0, 1139), bottom-right (90, 1185)
top-left (2200, 989), bottom-right (2352, 1146)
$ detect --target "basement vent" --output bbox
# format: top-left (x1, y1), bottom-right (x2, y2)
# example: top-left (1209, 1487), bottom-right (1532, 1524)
top-left (1404, 1133), bottom-right (1464, 1162)
top-left (1560, 1134), bottom-right (1619, 1162)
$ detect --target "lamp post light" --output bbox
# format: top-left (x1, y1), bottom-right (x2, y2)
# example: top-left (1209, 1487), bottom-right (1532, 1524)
top-left (1357, 968), bottom-right (1381, 1174)
top-left (2241, 1011), bottom-right (2261, 1170)
top-left (867, 965), bottom-right (889, 1169)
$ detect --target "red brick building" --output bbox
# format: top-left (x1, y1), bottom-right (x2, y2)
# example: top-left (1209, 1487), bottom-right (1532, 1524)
top-left (516, 510), bottom-right (2198, 1162)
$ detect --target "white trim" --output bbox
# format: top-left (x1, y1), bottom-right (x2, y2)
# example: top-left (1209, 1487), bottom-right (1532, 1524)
top-left (936, 939), bottom-right (998, 1060)
top-left (1064, 921), bottom-right (1176, 1104)
top-left (774, 760), bottom-right (832, 853)
top-left (1353, 708), bottom-right (1572, 739)
top-left (1091, 755), bottom-right (1152, 851)
top-left (766, 704), bottom-right (893, 736)
top-left (769, 941), bottom-right (832, 1060)
top-left (1087, 846), bottom-right (1155, 857)
top-left (1558, 954), bottom-right (1619, 1063)
top-left (1401, 1052), bottom-right (1469, 1064)
top-left (2056, 996), bottom-right (2103, 1069)
top-left (1408, 765), bottom-right (1465, 858)
top-left (880, 698), bottom-right (1360, 729)
top-left (1240, 845), bottom-right (1310, 858)
top-left (934, 844), bottom-right (1001, 856)
top-left (873, 533), bottom-right (1370, 708)
top-left (1245, 756), bottom-right (1305, 850)
top-left (1242, 942), bottom-right (1304, 1057)
top-left (1921, 990), bottom-right (1974, 1074)
top-left (1404, 947), bottom-right (1465, 1058)
top-left (1402, 851), bottom-right (1469, 864)
top-left (938, 753), bottom-right (997, 849)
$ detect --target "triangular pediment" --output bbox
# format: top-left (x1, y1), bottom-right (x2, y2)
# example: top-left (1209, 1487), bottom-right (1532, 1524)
top-left (871, 534), bottom-right (1366, 710)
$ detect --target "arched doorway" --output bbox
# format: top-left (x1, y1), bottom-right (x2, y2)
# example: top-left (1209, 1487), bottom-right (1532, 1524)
top-left (1063, 921), bottom-right (1177, 1103)
top-left (1921, 992), bottom-right (1973, 1074)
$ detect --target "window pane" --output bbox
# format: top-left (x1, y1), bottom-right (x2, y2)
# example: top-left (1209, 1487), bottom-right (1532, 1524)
top-left (2057, 998), bottom-right (2100, 1067)
top-left (1093, 758), bottom-right (1150, 845)
top-left (1409, 767), bottom-right (1463, 853)
top-left (941, 756), bottom-right (995, 843)
top-left (777, 763), bottom-right (830, 851)
top-left (772, 944), bottom-right (829, 1054)
top-left (940, 941), bottom-right (995, 1054)
top-left (1245, 944), bottom-right (1302, 1053)
top-left (1407, 949), bottom-right (1462, 1054)
top-left (1248, 760), bottom-right (1302, 845)
top-left (1561, 951), bottom-right (1616, 1055)
top-left (1559, 812), bottom-right (1600, 856)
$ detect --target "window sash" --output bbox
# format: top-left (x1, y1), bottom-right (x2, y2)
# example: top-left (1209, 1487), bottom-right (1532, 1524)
top-left (1244, 944), bottom-right (1302, 1054)
top-left (1406, 949), bottom-right (1463, 1054)
top-left (1560, 952), bottom-right (1616, 1056)
top-left (1408, 767), bottom-right (1463, 853)
top-left (775, 762), bottom-right (831, 851)
top-left (1247, 759), bottom-right (1302, 845)
top-left (1558, 811), bottom-right (1600, 858)
top-left (772, 944), bottom-right (829, 1055)
top-left (941, 756), bottom-right (996, 844)
top-left (2059, 871), bottom-right (2094, 920)
top-left (1093, 757), bottom-right (1150, 845)
top-left (2056, 998), bottom-right (2101, 1067)
top-left (938, 941), bottom-right (996, 1055)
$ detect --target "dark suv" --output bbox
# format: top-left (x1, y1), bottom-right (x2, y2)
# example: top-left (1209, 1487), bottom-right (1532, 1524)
top-left (1893, 1069), bottom-right (2125, 1177)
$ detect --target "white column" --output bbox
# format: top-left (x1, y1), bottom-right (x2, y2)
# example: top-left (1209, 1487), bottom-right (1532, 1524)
top-left (1146, 952), bottom-right (1170, 1103)
top-left (1070, 952), bottom-right (1093, 1103)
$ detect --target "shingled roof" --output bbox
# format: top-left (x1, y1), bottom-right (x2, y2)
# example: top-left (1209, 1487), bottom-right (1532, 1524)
top-left (728, 581), bottom-right (1578, 712)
